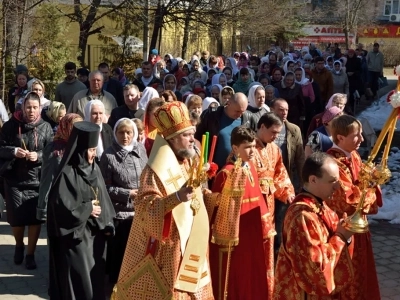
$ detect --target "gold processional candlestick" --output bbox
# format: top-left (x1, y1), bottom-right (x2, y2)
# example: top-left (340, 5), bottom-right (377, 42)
top-left (187, 133), bottom-right (218, 216)
top-left (343, 75), bottom-right (400, 233)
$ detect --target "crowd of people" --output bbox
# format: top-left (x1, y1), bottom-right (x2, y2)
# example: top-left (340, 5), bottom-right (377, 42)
top-left (0, 41), bottom-right (386, 299)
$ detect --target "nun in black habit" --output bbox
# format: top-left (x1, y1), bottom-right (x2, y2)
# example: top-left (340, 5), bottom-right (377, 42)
top-left (47, 121), bottom-right (116, 300)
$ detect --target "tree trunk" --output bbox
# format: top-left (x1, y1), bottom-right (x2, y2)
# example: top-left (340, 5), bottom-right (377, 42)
top-left (77, 30), bottom-right (89, 67)
top-left (142, 0), bottom-right (150, 60)
top-left (344, 29), bottom-right (349, 50)
top-left (149, 1), bottom-right (163, 51)
top-left (181, 13), bottom-right (190, 59)
top-left (4, 0), bottom-right (22, 66)
top-left (15, 0), bottom-right (28, 65)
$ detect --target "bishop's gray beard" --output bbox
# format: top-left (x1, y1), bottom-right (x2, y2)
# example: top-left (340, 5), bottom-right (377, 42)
top-left (177, 148), bottom-right (196, 159)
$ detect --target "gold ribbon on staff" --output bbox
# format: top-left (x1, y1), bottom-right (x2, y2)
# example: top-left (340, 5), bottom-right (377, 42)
top-left (343, 70), bottom-right (400, 233)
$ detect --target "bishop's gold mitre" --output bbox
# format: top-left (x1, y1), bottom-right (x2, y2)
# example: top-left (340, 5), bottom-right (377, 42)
top-left (153, 101), bottom-right (195, 140)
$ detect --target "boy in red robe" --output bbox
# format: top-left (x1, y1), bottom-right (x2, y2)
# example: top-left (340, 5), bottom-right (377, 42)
top-left (326, 115), bottom-right (382, 299)
top-left (274, 152), bottom-right (354, 299)
top-left (209, 125), bottom-right (274, 300)
top-left (253, 112), bottom-right (295, 298)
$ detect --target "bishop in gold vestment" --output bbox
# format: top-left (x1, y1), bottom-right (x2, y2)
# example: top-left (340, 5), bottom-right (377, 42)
top-left (115, 101), bottom-right (214, 299)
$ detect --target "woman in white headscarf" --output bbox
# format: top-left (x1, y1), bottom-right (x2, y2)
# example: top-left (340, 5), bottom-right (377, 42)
top-left (247, 84), bottom-right (270, 124)
top-left (202, 97), bottom-right (220, 112)
top-left (294, 67), bottom-right (315, 134)
top-left (294, 67), bottom-right (315, 103)
top-left (153, 59), bottom-right (166, 79)
top-left (99, 118), bottom-right (148, 284)
top-left (331, 60), bottom-right (349, 98)
top-left (189, 58), bottom-right (208, 83)
top-left (283, 60), bottom-right (295, 74)
top-left (135, 86), bottom-right (159, 120)
top-left (84, 99), bottom-right (113, 160)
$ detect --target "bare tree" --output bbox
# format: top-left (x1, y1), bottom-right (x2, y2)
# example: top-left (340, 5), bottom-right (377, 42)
top-left (237, 0), bottom-right (307, 45)
top-left (311, 0), bottom-right (380, 49)
top-left (1, 0), bottom-right (46, 66)
top-left (336, 0), bottom-right (380, 48)
top-left (50, 0), bottom-right (129, 66)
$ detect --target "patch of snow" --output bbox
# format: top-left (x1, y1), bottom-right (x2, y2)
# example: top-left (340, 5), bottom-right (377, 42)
top-left (369, 147), bottom-right (400, 224)
top-left (357, 92), bottom-right (398, 131)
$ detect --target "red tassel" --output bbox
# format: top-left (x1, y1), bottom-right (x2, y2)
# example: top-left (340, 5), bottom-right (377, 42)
top-left (387, 90), bottom-right (395, 103)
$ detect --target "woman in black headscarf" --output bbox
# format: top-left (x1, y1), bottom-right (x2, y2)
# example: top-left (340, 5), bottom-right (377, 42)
top-left (47, 121), bottom-right (115, 300)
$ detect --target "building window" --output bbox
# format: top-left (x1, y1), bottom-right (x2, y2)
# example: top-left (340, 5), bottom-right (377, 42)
top-left (384, 0), bottom-right (391, 15)
top-left (392, 0), bottom-right (400, 14)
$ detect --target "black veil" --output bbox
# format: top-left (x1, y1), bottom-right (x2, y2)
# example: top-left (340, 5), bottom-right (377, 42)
top-left (47, 121), bottom-right (115, 238)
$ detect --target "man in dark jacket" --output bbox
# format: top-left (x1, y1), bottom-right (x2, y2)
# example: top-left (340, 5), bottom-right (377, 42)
top-left (195, 92), bottom-right (256, 169)
top-left (131, 61), bottom-right (162, 92)
top-left (98, 62), bottom-right (124, 106)
top-left (311, 56), bottom-right (334, 106)
top-left (108, 84), bottom-right (141, 129)
top-left (270, 98), bottom-right (305, 255)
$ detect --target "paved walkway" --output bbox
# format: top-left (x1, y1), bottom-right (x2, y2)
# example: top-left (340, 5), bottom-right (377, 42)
top-left (0, 214), bottom-right (399, 299)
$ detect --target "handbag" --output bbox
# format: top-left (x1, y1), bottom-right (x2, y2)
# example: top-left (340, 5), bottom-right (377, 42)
top-left (378, 76), bottom-right (388, 89)
top-left (0, 158), bottom-right (15, 177)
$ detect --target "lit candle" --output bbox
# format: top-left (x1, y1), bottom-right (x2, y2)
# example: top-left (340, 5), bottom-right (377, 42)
top-left (205, 132), bottom-right (210, 163)
top-left (208, 135), bottom-right (218, 163)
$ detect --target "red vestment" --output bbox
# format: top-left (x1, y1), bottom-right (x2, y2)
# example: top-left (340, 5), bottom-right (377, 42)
top-left (274, 193), bottom-right (354, 300)
top-left (326, 147), bottom-right (382, 300)
top-left (253, 139), bottom-right (295, 299)
top-left (209, 161), bottom-right (272, 300)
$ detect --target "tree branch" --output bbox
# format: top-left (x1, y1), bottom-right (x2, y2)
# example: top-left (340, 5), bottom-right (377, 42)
top-left (27, 0), bottom-right (47, 11)
top-left (88, 25), bottom-right (105, 36)
top-left (93, 0), bottom-right (130, 23)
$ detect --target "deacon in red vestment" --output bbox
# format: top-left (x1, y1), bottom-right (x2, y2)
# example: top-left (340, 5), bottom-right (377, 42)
top-left (274, 152), bottom-right (354, 300)
top-left (209, 126), bottom-right (273, 300)
top-left (252, 112), bottom-right (295, 299)
top-left (326, 115), bottom-right (382, 300)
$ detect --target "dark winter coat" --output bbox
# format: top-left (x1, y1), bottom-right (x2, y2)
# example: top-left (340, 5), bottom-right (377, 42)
top-left (131, 76), bottom-right (162, 92)
top-left (346, 56), bottom-right (363, 94)
top-left (104, 78), bottom-right (124, 106)
top-left (274, 81), bottom-right (305, 127)
top-left (0, 113), bottom-right (53, 226)
top-left (195, 105), bottom-right (257, 154)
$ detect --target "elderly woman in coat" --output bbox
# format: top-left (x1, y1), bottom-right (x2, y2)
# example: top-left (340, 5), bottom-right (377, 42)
top-left (99, 118), bottom-right (148, 283)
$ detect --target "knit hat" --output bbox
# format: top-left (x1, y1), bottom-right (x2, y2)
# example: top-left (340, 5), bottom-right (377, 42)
top-left (322, 106), bottom-right (342, 124)
top-left (151, 49), bottom-right (158, 55)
